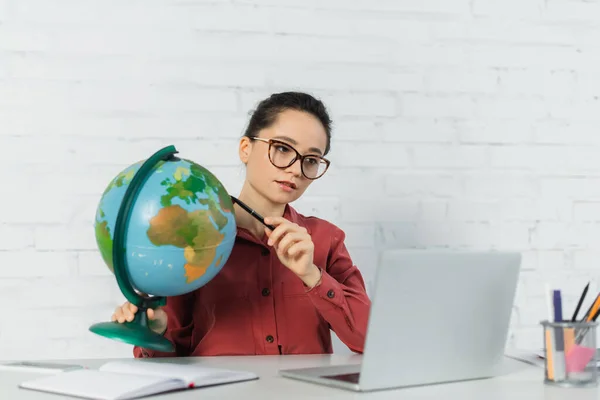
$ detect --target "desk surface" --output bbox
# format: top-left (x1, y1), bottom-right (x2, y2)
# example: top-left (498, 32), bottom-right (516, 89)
top-left (1, 354), bottom-right (599, 399)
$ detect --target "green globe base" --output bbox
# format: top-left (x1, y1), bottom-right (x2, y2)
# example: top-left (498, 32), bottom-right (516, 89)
top-left (89, 312), bottom-right (174, 353)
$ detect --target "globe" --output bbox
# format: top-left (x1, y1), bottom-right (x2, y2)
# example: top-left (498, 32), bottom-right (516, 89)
top-left (89, 145), bottom-right (237, 351)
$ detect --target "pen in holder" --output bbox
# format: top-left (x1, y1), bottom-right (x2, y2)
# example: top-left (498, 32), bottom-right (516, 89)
top-left (541, 320), bottom-right (599, 387)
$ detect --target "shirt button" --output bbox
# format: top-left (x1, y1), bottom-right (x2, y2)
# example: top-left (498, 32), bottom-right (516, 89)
top-left (327, 289), bottom-right (335, 298)
top-left (266, 335), bottom-right (274, 343)
top-left (262, 288), bottom-right (270, 296)
top-left (261, 249), bottom-right (269, 256)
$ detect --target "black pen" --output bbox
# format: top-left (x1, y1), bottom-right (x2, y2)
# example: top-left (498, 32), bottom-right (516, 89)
top-left (230, 196), bottom-right (276, 231)
top-left (571, 282), bottom-right (590, 322)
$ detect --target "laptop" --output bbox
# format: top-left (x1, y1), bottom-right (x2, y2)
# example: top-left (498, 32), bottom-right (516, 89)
top-left (279, 250), bottom-right (522, 392)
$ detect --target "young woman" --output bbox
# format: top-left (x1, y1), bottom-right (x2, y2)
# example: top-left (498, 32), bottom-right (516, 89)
top-left (112, 91), bottom-right (372, 357)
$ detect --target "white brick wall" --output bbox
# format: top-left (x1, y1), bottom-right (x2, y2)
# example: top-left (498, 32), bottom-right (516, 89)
top-left (2, 0), bottom-right (600, 360)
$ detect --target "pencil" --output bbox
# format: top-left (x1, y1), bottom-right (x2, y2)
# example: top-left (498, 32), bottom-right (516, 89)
top-left (230, 196), bottom-right (276, 231)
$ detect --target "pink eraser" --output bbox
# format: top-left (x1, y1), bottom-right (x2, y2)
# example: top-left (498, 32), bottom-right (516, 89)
top-left (566, 345), bottom-right (596, 373)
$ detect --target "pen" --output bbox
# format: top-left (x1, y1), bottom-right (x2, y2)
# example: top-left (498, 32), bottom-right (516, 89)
top-left (571, 282), bottom-right (590, 322)
top-left (553, 290), bottom-right (563, 323)
top-left (230, 196), bottom-right (276, 231)
top-left (552, 290), bottom-right (566, 380)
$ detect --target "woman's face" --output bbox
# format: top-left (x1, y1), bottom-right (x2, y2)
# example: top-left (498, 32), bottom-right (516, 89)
top-left (239, 109), bottom-right (328, 205)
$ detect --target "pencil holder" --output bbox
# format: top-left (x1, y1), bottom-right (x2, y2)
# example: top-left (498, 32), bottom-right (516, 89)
top-left (541, 320), bottom-right (599, 387)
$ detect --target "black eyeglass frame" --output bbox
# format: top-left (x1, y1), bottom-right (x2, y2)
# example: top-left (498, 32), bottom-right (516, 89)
top-left (250, 137), bottom-right (331, 180)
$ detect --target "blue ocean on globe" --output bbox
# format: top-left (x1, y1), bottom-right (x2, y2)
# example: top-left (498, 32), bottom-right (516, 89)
top-left (94, 158), bottom-right (237, 297)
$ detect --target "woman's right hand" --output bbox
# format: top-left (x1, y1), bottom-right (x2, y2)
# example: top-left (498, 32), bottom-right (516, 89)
top-left (111, 301), bottom-right (168, 335)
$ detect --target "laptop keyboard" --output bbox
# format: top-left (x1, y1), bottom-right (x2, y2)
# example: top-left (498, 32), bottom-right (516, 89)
top-left (322, 372), bottom-right (360, 384)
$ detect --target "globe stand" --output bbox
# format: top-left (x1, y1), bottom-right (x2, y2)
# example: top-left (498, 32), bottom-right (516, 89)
top-left (89, 145), bottom-right (180, 353)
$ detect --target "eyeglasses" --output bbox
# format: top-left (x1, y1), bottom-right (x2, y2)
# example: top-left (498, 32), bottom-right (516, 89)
top-left (250, 137), bottom-right (330, 180)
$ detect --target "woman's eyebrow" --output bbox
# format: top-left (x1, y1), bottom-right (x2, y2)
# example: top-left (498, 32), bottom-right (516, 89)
top-left (272, 135), bottom-right (324, 156)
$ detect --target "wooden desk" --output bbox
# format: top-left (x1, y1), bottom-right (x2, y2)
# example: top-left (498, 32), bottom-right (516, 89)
top-left (1, 354), bottom-right (599, 399)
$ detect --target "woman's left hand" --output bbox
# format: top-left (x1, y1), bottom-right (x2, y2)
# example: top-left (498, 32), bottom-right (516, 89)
top-left (264, 216), bottom-right (321, 287)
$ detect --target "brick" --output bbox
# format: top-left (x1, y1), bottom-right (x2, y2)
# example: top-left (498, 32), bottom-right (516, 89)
top-left (537, 250), bottom-right (569, 270)
top-left (374, 222), bottom-right (418, 248)
top-left (548, 98), bottom-right (600, 121)
top-left (384, 173), bottom-right (460, 198)
top-left (573, 250), bottom-right (600, 270)
top-left (418, 200), bottom-right (447, 221)
top-left (1, 307), bottom-right (103, 339)
top-left (169, 139), bottom-right (243, 167)
top-left (412, 145), bottom-right (488, 169)
top-left (0, 194), bottom-right (76, 224)
top-left (468, 45), bottom-right (583, 70)
top-left (0, 54), bottom-right (7, 79)
top-left (341, 200), bottom-right (419, 223)
top-left (519, 251), bottom-right (539, 272)
top-left (34, 225), bottom-right (97, 251)
top-left (291, 196), bottom-right (341, 224)
top-left (0, 250), bottom-right (76, 277)
top-left (432, 20), bottom-right (575, 47)
top-left (7, 53), bottom-right (269, 88)
top-left (472, 0), bottom-right (544, 17)
top-left (335, 223), bottom-right (376, 248)
top-left (237, 0), bottom-right (471, 14)
top-left (447, 199), bottom-right (569, 222)
top-left (332, 119), bottom-right (382, 142)
top-left (497, 69), bottom-right (577, 98)
top-left (307, 168), bottom-right (386, 198)
top-left (401, 93), bottom-right (475, 118)
top-left (423, 222), bottom-right (493, 248)
top-left (269, 65), bottom-right (421, 92)
top-left (474, 96), bottom-right (548, 119)
top-left (0, 225), bottom-right (34, 250)
top-left (0, 80), bottom-right (239, 113)
top-left (531, 222), bottom-right (600, 249)
top-left (424, 69), bottom-right (498, 93)
top-left (534, 120), bottom-right (600, 145)
top-left (270, 8), bottom-right (356, 37)
top-left (541, 178), bottom-right (600, 200)
top-left (573, 202), bottom-right (600, 221)
top-left (230, 35), bottom-right (395, 65)
top-left (576, 73), bottom-right (600, 98)
top-left (353, 18), bottom-right (432, 43)
top-left (457, 119), bottom-right (535, 144)
top-left (490, 146), bottom-right (600, 173)
top-left (396, 44), bottom-right (471, 68)
top-left (381, 118), bottom-right (456, 143)
top-left (463, 173), bottom-right (538, 199)
top-left (543, 0), bottom-right (600, 23)
top-left (78, 250), bottom-right (113, 277)
top-left (330, 142), bottom-right (409, 168)
top-left (0, 0), bottom-right (7, 21)
top-left (323, 92), bottom-right (397, 118)
top-left (10, 0), bottom-right (197, 26)
top-left (488, 222), bottom-right (533, 249)
top-left (13, 275), bottom-right (119, 308)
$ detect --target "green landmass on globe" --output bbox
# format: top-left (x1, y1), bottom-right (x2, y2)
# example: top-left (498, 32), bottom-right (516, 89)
top-left (94, 158), bottom-right (235, 290)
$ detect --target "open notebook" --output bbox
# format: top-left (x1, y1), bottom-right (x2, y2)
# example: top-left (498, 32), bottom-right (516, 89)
top-left (19, 359), bottom-right (258, 400)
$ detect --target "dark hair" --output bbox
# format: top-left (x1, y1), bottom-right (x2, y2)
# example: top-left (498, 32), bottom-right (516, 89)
top-left (243, 91), bottom-right (332, 155)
